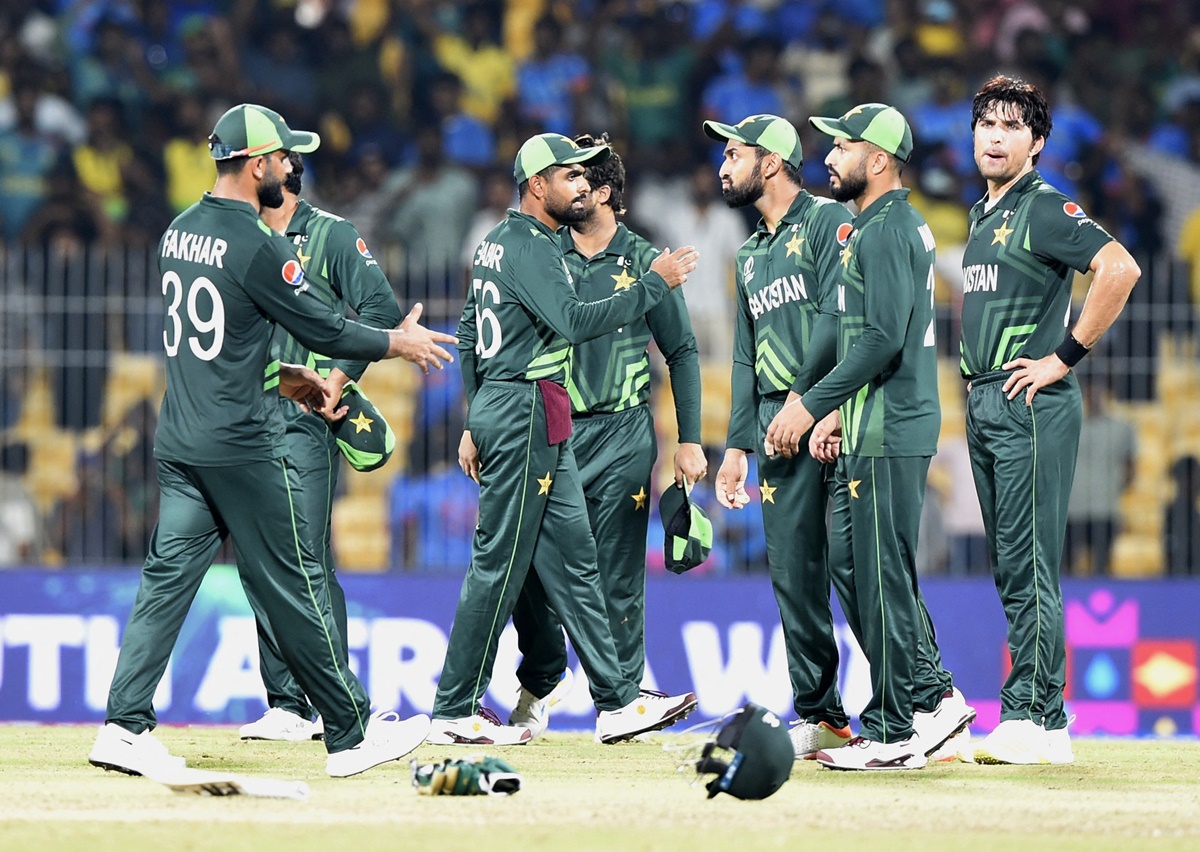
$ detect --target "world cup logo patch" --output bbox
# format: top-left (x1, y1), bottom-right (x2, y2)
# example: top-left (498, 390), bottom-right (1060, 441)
top-left (356, 237), bottom-right (373, 258)
top-left (282, 259), bottom-right (305, 287)
top-left (836, 223), bottom-right (853, 245)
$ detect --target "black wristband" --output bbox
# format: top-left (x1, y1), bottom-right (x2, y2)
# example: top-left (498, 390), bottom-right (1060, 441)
top-left (1055, 333), bottom-right (1089, 368)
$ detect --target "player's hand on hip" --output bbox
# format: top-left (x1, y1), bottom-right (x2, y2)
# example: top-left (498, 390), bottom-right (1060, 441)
top-left (715, 448), bottom-right (750, 509)
top-left (674, 442), bottom-right (707, 485)
top-left (1002, 354), bottom-right (1070, 406)
top-left (809, 410), bottom-right (842, 463)
top-left (764, 392), bottom-right (815, 458)
top-left (388, 302), bottom-right (459, 373)
top-left (458, 430), bottom-right (481, 484)
top-left (650, 246), bottom-right (699, 289)
top-left (277, 363), bottom-right (330, 413)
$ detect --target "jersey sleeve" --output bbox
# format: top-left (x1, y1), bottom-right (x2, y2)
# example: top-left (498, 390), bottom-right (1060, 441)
top-left (244, 237), bottom-right (390, 362)
top-left (507, 235), bottom-right (669, 344)
top-left (792, 202), bottom-right (852, 395)
top-left (457, 285), bottom-right (481, 406)
top-left (1028, 192), bottom-right (1114, 273)
top-left (327, 220), bottom-right (403, 381)
top-left (725, 251), bottom-right (758, 451)
top-left (802, 223), bottom-right (914, 421)
top-left (643, 240), bottom-right (701, 445)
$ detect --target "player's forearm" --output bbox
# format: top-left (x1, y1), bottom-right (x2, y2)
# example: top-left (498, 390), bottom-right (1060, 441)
top-left (666, 353), bottom-right (702, 444)
top-left (791, 310), bottom-right (838, 395)
top-left (725, 360), bottom-right (758, 451)
top-left (335, 290), bottom-right (404, 380)
top-left (549, 273), bottom-right (669, 344)
top-left (1070, 249), bottom-right (1141, 349)
top-left (459, 346), bottom-right (481, 406)
top-left (801, 329), bottom-right (899, 422)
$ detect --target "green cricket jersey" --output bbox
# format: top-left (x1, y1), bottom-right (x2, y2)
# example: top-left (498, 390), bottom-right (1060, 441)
top-left (154, 193), bottom-right (390, 466)
top-left (270, 200), bottom-right (402, 437)
top-left (803, 188), bottom-right (940, 457)
top-left (456, 209), bottom-right (670, 404)
top-left (725, 190), bottom-right (852, 451)
top-left (960, 171), bottom-right (1113, 377)
top-left (560, 223), bottom-right (701, 443)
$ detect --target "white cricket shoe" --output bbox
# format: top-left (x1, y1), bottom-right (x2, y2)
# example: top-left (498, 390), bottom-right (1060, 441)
top-left (239, 707), bottom-right (322, 742)
top-left (508, 669), bottom-right (575, 739)
top-left (427, 708), bottom-right (533, 746)
top-left (912, 686), bottom-right (976, 757)
top-left (595, 689), bottom-right (698, 744)
top-left (964, 719), bottom-right (1048, 765)
top-left (816, 735), bottom-right (928, 771)
top-left (325, 712), bottom-right (430, 778)
top-left (1044, 724), bottom-right (1075, 765)
top-left (929, 728), bottom-right (970, 762)
top-left (788, 719), bottom-right (853, 760)
top-left (88, 723), bottom-right (187, 777)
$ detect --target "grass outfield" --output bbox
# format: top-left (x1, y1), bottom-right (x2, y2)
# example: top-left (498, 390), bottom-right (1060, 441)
top-left (2, 725), bottom-right (1198, 851)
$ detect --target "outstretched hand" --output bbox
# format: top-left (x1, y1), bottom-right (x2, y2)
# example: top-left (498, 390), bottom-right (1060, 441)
top-left (387, 302), bottom-right (459, 373)
top-left (650, 246), bottom-right (699, 289)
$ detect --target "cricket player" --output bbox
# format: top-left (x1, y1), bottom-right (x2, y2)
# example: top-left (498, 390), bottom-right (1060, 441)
top-left (237, 151), bottom-right (404, 742)
top-left (705, 114), bottom-right (854, 761)
top-left (958, 76), bottom-right (1139, 765)
top-left (431, 133), bottom-right (699, 746)
top-left (502, 133), bottom-right (705, 738)
top-left (767, 104), bottom-right (974, 770)
top-left (88, 104), bottom-right (453, 779)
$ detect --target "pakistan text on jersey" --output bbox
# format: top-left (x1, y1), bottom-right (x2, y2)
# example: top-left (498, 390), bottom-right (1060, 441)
top-left (962, 264), bottom-right (999, 294)
top-left (161, 229), bottom-right (229, 268)
top-left (748, 274), bottom-right (809, 320)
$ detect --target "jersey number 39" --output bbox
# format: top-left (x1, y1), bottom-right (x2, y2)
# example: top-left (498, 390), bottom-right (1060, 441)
top-left (163, 271), bottom-right (226, 361)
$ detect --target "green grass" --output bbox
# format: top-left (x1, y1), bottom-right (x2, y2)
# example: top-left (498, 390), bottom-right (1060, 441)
top-left (2, 725), bottom-right (1198, 851)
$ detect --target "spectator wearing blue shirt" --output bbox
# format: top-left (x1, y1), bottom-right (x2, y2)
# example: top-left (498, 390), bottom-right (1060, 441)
top-left (0, 76), bottom-right (64, 241)
top-left (515, 16), bottom-right (590, 137)
top-left (431, 72), bottom-right (494, 168)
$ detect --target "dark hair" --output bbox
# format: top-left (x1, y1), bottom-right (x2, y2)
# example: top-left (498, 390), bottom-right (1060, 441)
top-left (971, 74), bottom-right (1053, 165)
top-left (517, 165), bottom-right (557, 200)
top-left (214, 154), bottom-right (249, 177)
top-left (284, 150), bottom-right (304, 195)
top-left (753, 146), bottom-right (803, 188)
top-left (574, 132), bottom-right (625, 215)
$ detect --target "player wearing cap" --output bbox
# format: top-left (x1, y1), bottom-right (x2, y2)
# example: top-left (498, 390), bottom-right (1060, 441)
top-left (767, 103), bottom-right (974, 770)
top-left (958, 76), bottom-right (1138, 765)
top-left (236, 151), bottom-right (415, 742)
top-left (705, 114), bottom-right (854, 761)
top-left (89, 104), bottom-right (454, 779)
top-left (498, 134), bottom-right (704, 738)
top-left (430, 133), bottom-right (700, 746)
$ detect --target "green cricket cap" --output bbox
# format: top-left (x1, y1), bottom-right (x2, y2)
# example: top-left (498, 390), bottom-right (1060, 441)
top-left (332, 382), bottom-right (395, 472)
top-left (703, 114), bottom-right (803, 169)
top-left (660, 480), bottom-right (714, 574)
top-left (208, 103), bottom-right (320, 160)
top-left (513, 132), bottom-right (610, 185)
top-left (809, 103), bottom-right (914, 162)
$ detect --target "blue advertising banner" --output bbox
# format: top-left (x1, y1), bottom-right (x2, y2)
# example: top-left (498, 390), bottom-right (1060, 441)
top-left (0, 569), bottom-right (1196, 736)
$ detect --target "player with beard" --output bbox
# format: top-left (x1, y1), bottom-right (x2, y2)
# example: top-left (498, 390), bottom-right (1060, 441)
top-left (704, 114), bottom-right (855, 761)
top-left (237, 152), bottom-right (453, 742)
top-left (496, 134), bottom-right (704, 740)
top-left (89, 104), bottom-right (452, 780)
top-left (764, 103), bottom-right (974, 770)
top-left (429, 133), bottom-right (700, 746)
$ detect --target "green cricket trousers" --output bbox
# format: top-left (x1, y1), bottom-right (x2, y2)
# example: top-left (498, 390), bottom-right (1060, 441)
top-left (966, 371), bottom-right (1079, 731)
top-left (511, 404), bottom-right (658, 696)
top-left (433, 381), bottom-right (638, 718)
top-left (239, 418), bottom-right (346, 720)
top-left (828, 453), bottom-right (952, 742)
top-left (757, 395), bottom-right (848, 728)
top-left (105, 457), bottom-right (371, 752)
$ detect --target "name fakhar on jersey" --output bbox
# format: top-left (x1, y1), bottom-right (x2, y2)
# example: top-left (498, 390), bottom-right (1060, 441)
top-left (962, 263), bottom-right (999, 294)
top-left (161, 229), bottom-right (228, 268)
top-left (748, 273), bottom-right (809, 320)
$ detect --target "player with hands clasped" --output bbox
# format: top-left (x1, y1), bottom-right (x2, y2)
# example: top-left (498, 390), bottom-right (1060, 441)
top-left (89, 104), bottom-right (445, 781)
top-left (706, 114), bottom-right (855, 761)
top-left (791, 104), bottom-right (974, 771)
top-left (431, 133), bottom-right (698, 748)
top-left (956, 76), bottom-right (1139, 766)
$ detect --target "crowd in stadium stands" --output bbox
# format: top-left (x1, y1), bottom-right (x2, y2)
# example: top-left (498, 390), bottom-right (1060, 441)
top-left (2, 0), bottom-right (1200, 576)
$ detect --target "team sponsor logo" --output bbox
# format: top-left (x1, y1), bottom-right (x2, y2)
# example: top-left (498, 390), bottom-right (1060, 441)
top-left (281, 259), bottom-right (305, 287)
top-left (1063, 202), bottom-right (1087, 218)
top-left (836, 223), bottom-right (853, 245)
top-left (356, 237), bottom-right (373, 259)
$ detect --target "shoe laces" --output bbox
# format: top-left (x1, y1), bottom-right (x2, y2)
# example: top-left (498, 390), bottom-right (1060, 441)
top-left (477, 707), bottom-right (505, 726)
top-left (638, 688), bottom-right (668, 698)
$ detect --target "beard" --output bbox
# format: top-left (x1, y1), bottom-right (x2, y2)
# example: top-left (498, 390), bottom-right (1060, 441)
top-left (258, 173), bottom-right (285, 209)
top-left (546, 191), bottom-right (588, 225)
top-left (722, 171), bottom-right (764, 208)
top-left (283, 172), bottom-right (302, 196)
top-left (830, 159), bottom-right (868, 203)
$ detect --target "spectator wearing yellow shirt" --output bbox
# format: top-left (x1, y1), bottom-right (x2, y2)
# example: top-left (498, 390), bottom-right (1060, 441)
top-left (1178, 205), bottom-right (1200, 307)
top-left (71, 98), bottom-right (158, 242)
top-left (162, 94), bottom-right (215, 214)
top-left (422, 4), bottom-right (514, 126)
